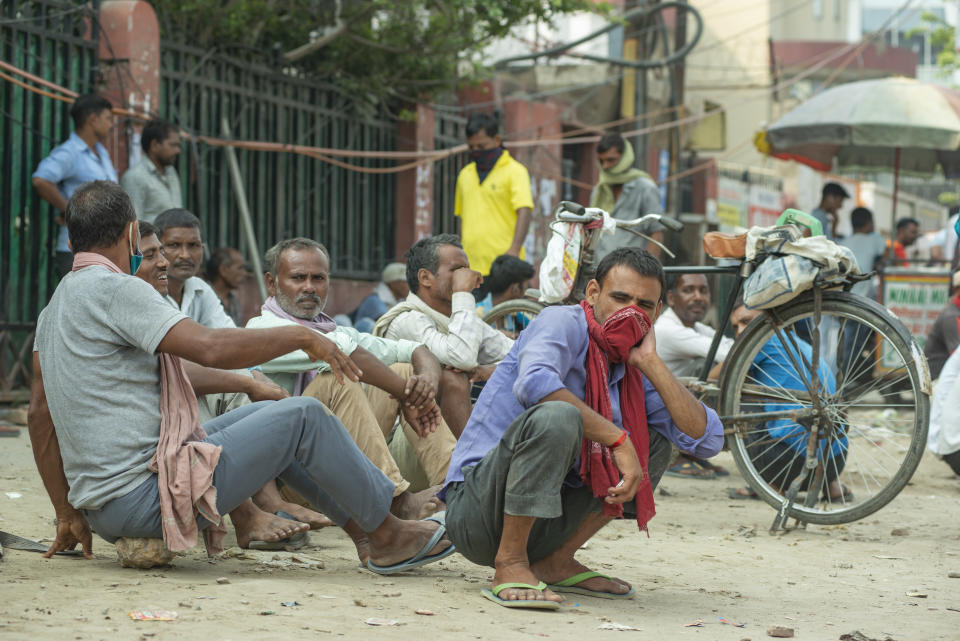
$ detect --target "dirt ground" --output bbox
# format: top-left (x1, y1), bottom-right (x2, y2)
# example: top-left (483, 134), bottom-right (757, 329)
top-left (1, 428), bottom-right (958, 641)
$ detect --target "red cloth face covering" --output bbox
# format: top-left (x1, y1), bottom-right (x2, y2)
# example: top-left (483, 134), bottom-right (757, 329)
top-left (579, 300), bottom-right (655, 531)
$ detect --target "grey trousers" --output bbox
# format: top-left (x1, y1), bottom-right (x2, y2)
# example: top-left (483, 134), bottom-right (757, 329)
top-left (444, 401), bottom-right (672, 567)
top-left (84, 397), bottom-right (395, 542)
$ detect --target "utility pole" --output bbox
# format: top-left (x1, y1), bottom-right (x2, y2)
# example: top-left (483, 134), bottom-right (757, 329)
top-left (668, 0), bottom-right (687, 217)
top-left (623, 0), bottom-right (648, 166)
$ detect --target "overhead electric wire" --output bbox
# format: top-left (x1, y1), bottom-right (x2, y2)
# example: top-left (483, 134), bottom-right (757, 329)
top-left (0, 0), bottom-right (918, 178)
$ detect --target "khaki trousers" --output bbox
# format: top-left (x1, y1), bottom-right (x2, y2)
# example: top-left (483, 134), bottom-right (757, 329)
top-left (364, 363), bottom-right (456, 488)
top-left (301, 364), bottom-right (456, 497)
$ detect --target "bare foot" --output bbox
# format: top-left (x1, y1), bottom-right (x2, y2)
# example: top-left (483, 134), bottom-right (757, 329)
top-left (531, 556), bottom-right (630, 596)
top-left (252, 482), bottom-right (334, 529)
top-left (367, 515), bottom-right (451, 568)
top-left (231, 502), bottom-right (309, 549)
top-left (390, 485), bottom-right (444, 521)
top-left (273, 502), bottom-right (334, 530)
top-left (342, 520), bottom-right (371, 566)
top-left (491, 559), bottom-right (562, 603)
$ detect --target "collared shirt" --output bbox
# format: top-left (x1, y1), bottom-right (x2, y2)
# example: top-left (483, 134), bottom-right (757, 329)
top-left (591, 175), bottom-right (664, 262)
top-left (382, 292), bottom-right (513, 371)
top-left (455, 150), bottom-right (534, 275)
top-left (654, 307), bottom-right (734, 378)
top-left (166, 276), bottom-right (236, 329)
top-left (443, 305), bottom-right (724, 490)
top-left (246, 307), bottom-right (422, 394)
top-left (33, 132), bottom-right (118, 252)
top-left (120, 157), bottom-right (182, 223)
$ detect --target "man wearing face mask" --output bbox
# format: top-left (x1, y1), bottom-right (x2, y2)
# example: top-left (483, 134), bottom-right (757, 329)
top-left (454, 112), bottom-right (534, 276)
top-left (440, 247), bottom-right (723, 609)
top-left (28, 181), bottom-right (454, 569)
top-left (591, 132), bottom-right (665, 261)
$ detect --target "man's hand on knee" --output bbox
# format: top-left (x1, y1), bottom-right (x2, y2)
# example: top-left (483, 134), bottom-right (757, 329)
top-left (44, 509), bottom-right (94, 559)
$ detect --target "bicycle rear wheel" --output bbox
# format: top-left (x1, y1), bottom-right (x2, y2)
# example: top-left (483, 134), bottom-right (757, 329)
top-left (718, 290), bottom-right (930, 525)
top-left (482, 299), bottom-right (545, 336)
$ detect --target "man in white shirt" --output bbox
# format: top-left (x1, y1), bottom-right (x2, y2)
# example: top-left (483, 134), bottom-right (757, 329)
top-left (154, 208), bottom-right (235, 329)
top-left (373, 235), bottom-right (513, 436)
top-left (931, 207), bottom-right (960, 269)
top-left (655, 273), bottom-right (733, 479)
top-left (247, 238), bottom-right (457, 522)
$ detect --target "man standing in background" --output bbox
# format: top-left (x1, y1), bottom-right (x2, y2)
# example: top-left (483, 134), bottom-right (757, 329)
top-left (811, 182), bottom-right (850, 241)
top-left (121, 119), bottom-right (183, 222)
top-left (454, 113), bottom-right (533, 276)
top-left (591, 132), bottom-right (664, 261)
top-left (32, 94), bottom-right (117, 278)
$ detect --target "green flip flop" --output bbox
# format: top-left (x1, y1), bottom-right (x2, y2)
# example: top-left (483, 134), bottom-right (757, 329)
top-left (480, 581), bottom-right (561, 610)
top-left (548, 571), bottom-right (635, 599)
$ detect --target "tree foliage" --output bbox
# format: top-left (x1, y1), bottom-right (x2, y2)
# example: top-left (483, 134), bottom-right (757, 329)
top-left (907, 8), bottom-right (958, 78)
top-left (150, 0), bottom-right (603, 104)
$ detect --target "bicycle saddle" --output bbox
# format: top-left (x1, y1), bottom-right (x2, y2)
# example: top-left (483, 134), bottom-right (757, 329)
top-left (703, 232), bottom-right (747, 259)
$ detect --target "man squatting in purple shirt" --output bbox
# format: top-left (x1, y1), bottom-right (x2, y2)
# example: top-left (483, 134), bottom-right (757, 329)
top-left (442, 247), bottom-right (724, 609)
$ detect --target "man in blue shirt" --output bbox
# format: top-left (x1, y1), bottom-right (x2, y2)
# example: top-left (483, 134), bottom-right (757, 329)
top-left (442, 247), bottom-right (724, 609)
top-left (32, 94), bottom-right (118, 278)
top-left (728, 302), bottom-right (849, 501)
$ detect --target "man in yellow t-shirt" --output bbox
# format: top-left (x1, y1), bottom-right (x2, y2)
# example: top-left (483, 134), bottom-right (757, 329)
top-left (454, 113), bottom-right (534, 276)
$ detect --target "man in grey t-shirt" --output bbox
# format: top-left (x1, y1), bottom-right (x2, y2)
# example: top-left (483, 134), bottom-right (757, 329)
top-left (30, 181), bottom-right (453, 574)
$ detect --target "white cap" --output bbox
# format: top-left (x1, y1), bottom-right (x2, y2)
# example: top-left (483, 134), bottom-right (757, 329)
top-left (382, 262), bottom-right (406, 283)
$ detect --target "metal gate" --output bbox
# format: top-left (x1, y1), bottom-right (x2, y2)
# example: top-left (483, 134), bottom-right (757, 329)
top-left (160, 40), bottom-right (398, 279)
top-left (0, 0), bottom-right (100, 398)
top-left (432, 109), bottom-right (466, 236)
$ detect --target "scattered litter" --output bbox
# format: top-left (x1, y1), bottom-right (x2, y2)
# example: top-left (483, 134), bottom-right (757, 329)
top-left (872, 555), bottom-right (905, 560)
top-left (564, 603), bottom-right (581, 608)
top-left (948, 572), bottom-right (960, 579)
top-left (218, 547), bottom-right (257, 560)
top-left (890, 528), bottom-right (909, 537)
top-left (720, 617), bottom-right (746, 628)
top-left (947, 607), bottom-right (960, 613)
top-left (905, 592), bottom-right (927, 598)
top-left (767, 626), bottom-right (794, 638)
top-left (4, 493), bottom-right (21, 500)
top-left (281, 601), bottom-right (300, 607)
top-left (195, 596), bottom-right (216, 600)
top-left (685, 620), bottom-right (704, 627)
top-left (128, 609), bottom-right (178, 621)
top-left (216, 577), bottom-right (230, 584)
top-left (315, 595), bottom-right (337, 599)
top-left (365, 618), bottom-right (400, 626)
top-left (353, 599), bottom-right (367, 607)
top-left (415, 609), bottom-right (435, 616)
top-left (259, 610), bottom-right (276, 616)
top-left (598, 622), bottom-right (641, 631)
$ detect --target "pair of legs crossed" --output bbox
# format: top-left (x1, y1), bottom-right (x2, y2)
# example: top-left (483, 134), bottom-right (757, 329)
top-left (84, 398), bottom-right (450, 568)
top-left (297, 366), bottom-right (456, 520)
top-left (444, 401), bottom-right (672, 603)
